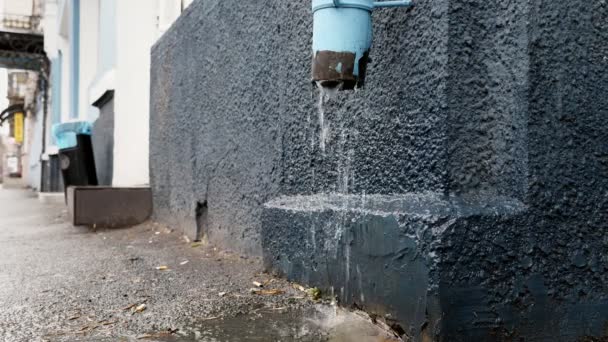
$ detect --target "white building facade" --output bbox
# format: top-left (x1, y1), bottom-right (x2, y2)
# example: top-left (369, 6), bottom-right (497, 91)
top-left (43, 0), bottom-right (192, 188)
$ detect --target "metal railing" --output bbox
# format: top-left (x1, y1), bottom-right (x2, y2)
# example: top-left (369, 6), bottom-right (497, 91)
top-left (0, 13), bottom-right (43, 34)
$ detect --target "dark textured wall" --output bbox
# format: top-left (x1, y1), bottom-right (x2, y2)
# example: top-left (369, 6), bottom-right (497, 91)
top-left (150, 0), bottom-right (448, 254)
top-left (150, 0), bottom-right (608, 340)
top-left (151, 1), bottom-right (308, 255)
top-left (92, 94), bottom-right (114, 186)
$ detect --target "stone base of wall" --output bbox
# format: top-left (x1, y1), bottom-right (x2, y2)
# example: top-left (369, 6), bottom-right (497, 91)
top-left (262, 193), bottom-right (608, 341)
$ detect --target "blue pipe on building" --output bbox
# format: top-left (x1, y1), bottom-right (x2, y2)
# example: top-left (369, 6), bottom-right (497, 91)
top-left (311, 0), bottom-right (412, 89)
top-left (70, 0), bottom-right (80, 119)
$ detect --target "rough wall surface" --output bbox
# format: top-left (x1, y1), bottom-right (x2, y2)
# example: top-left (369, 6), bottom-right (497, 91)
top-left (150, 0), bottom-right (608, 340)
top-left (92, 94), bottom-right (114, 186)
top-left (150, 0), bottom-right (448, 254)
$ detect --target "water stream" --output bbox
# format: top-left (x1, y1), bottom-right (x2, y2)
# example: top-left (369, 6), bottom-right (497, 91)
top-left (316, 82), bottom-right (343, 155)
top-left (315, 82), bottom-right (356, 195)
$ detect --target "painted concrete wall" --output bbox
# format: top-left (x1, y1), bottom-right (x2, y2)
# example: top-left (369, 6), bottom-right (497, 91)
top-left (59, 41), bottom-right (70, 124)
top-left (112, 0), bottom-right (158, 186)
top-left (78, 0), bottom-right (99, 121)
top-left (26, 104), bottom-right (43, 190)
top-left (96, 0), bottom-right (115, 77)
top-left (0, 0), bottom-right (34, 16)
top-left (150, 0), bottom-right (608, 340)
top-left (0, 69), bottom-right (8, 180)
top-left (44, 0), bottom-right (187, 188)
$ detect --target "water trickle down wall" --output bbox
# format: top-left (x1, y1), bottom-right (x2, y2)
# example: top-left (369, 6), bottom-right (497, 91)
top-left (150, 0), bottom-right (608, 340)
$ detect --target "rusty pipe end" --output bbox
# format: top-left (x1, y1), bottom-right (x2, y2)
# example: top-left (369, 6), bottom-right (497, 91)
top-left (312, 50), bottom-right (369, 90)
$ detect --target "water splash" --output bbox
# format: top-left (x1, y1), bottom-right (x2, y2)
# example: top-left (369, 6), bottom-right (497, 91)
top-left (173, 304), bottom-right (402, 341)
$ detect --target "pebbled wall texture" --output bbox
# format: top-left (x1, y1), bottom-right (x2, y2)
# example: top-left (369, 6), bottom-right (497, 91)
top-left (150, 0), bottom-right (608, 340)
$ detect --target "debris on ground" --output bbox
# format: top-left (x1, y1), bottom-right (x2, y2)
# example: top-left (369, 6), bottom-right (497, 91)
top-left (218, 292), bottom-right (227, 297)
top-left (180, 260), bottom-right (189, 265)
top-left (122, 300), bottom-right (146, 311)
top-left (155, 265), bottom-right (169, 271)
top-left (307, 287), bottom-right (322, 300)
top-left (2, 191), bottom-right (366, 341)
top-left (137, 328), bottom-right (179, 340)
top-left (292, 283), bottom-right (306, 292)
top-left (133, 304), bottom-right (147, 314)
top-left (250, 288), bottom-right (285, 296)
top-left (252, 281), bottom-right (263, 288)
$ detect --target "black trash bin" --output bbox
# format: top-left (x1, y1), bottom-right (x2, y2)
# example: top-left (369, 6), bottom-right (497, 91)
top-left (59, 134), bottom-right (98, 187)
top-left (53, 122), bottom-right (98, 196)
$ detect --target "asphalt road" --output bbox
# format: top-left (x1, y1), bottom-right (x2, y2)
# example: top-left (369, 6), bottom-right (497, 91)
top-left (0, 188), bottom-right (400, 342)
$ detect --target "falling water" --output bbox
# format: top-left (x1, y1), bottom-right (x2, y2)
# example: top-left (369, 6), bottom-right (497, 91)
top-left (315, 81), bottom-right (343, 154)
top-left (314, 81), bottom-right (357, 194)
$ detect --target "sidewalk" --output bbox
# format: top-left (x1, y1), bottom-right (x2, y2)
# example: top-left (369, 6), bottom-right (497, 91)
top-left (0, 188), bottom-right (399, 342)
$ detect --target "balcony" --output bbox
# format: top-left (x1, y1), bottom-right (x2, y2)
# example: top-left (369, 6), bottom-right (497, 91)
top-left (0, 13), bottom-right (42, 34)
top-left (0, 13), bottom-right (45, 71)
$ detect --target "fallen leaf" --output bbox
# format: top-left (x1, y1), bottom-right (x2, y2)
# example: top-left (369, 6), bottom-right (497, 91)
top-left (191, 242), bottom-right (202, 248)
top-left (99, 320), bottom-right (119, 326)
top-left (292, 283), bottom-right (306, 292)
top-left (307, 287), bottom-right (322, 300)
top-left (252, 281), bottom-right (263, 288)
top-left (156, 266), bottom-right (169, 271)
top-left (134, 304), bottom-right (146, 313)
top-left (122, 298), bottom-right (147, 311)
top-left (251, 289), bottom-right (285, 296)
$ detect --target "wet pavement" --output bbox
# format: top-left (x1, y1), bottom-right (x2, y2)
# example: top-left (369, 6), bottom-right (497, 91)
top-left (0, 189), bottom-right (400, 342)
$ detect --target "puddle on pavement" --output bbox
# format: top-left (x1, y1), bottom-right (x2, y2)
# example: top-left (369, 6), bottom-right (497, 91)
top-left (150, 305), bottom-right (400, 342)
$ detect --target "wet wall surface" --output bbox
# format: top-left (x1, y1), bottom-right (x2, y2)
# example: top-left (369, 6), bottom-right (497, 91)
top-left (150, 0), bottom-right (608, 340)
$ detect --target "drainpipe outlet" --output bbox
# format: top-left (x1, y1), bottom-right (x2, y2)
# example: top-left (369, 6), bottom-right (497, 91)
top-left (311, 0), bottom-right (412, 90)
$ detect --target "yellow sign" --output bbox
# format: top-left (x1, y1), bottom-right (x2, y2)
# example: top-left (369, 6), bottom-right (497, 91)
top-left (14, 112), bottom-right (24, 144)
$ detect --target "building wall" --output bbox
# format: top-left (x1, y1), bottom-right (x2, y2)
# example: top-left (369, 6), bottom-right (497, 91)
top-left (0, 0), bottom-right (34, 16)
top-left (111, 0), bottom-right (158, 186)
top-left (91, 93), bottom-right (113, 185)
top-left (26, 104), bottom-right (43, 190)
top-left (150, 0), bottom-right (447, 256)
top-left (78, 0), bottom-right (99, 121)
top-left (59, 39), bottom-right (70, 123)
top-left (43, 0), bottom-right (188, 189)
top-left (150, 0), bottom-right (608, 340)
